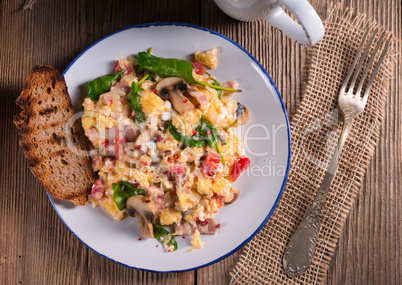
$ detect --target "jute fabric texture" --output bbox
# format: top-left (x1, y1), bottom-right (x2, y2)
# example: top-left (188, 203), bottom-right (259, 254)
top-left (230, 6), bottom-right (396, 285)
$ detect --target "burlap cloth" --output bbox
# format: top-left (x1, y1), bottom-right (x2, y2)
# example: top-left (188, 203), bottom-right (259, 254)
top-left (230, 5), bottom-right (397, 285)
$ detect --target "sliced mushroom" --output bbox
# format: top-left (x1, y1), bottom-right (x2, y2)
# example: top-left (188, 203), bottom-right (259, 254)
top-left (235, 102), bottom-right (250, 126)
top-left (156, 77), bottom-right (195, 114)
top-left (155, 77), bottom-right (181, 99)
top-left (126, 195), bottom-right (158, 238)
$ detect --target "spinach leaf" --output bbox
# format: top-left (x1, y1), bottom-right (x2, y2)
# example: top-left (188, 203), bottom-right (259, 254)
top-left (128, 74), bottom-right (149, 123)
top-left (206, 72), bottom-right (222, 100)
top-left (136, 48), bottom-right (153, 74)
top-left (84, 69), bottom-right (126, 101)
top-left (137, 52), bottom-right (241, 93)
top-left (200, 116), bottom-right (225, 165)
top-left (168, 121), bottom-right (206, 148)
top-left (195, 125), bottom-right (214, 147)
top-left (112, 181), bottom-right (145, 211)
top-left (152, 223), bottom-right (178, 252)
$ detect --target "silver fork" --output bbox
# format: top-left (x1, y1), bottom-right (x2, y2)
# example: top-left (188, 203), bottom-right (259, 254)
top-left (283, 28), bottom-right (392, 278)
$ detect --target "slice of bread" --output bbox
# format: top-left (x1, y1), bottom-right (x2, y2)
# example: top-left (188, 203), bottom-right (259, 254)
top-left (14, 65), bottom-right (96, 205)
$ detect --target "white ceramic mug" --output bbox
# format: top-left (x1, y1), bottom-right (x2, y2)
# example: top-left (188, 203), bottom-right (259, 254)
top-left (214, 0), bottom-right (325, 45)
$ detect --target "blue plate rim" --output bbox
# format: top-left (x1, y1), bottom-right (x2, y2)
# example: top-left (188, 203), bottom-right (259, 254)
top-left (50, 21), bottom-right (292, 273)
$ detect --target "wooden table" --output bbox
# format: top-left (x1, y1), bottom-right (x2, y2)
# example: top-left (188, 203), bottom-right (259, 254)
top-left (1, 0), bottom-right (400, 284)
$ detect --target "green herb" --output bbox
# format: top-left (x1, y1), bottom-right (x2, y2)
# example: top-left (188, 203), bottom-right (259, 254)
top-left (206, 72), bottom-right (222, 100)
top-left (112, 181), bottom-right (145, 211)
top-left (223, 120), bottom-right (237, 131)
top-left (137, 52), bottom-right (241, 93)
top-left (200, 116), bottom-right (225, 165)
top-left (168, 121), bottom-right (206, 148)
top-left (152, 223), bottom-right (178, 251)
top-left (137, 48), bottom-right (154, 74)
top-left (84, 69), bottom-right (126, 101)
top-left (129, 74), bottom-right (149, 123)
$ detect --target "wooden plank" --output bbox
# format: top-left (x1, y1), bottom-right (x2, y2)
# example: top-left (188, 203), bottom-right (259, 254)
top-left (327, 0), bottom-right (401, 284)
top-left (0, 0), bottom-right (400, 284)
top-left (0, 0), bottom-right (199, 284)
top-left (199, 0), bottom-right (401, 285)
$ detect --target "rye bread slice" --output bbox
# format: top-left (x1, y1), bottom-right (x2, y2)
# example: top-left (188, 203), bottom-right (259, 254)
top-left (14, 65), bottom-right (96, 205)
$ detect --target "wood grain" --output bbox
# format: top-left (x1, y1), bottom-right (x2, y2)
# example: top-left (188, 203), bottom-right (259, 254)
top-left (1, 0), bottom-right (400, 284)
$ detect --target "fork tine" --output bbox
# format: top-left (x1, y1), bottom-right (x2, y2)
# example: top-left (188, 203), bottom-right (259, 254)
top-left (362, 35), bottom-right (392, 102)
top-left (356, 32), bottom-right (386, 96)
top-left (348, 28), bottom-right (378, 93)
top-left (340, 28), bottom-right (371, 93)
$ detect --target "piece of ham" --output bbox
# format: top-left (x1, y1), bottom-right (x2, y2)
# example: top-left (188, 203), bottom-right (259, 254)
top-left (147, 186), bottom-right (165, 211)
top-left (174, 172), bottom-right (189, 187)
top-left (113, 79), bottom-right (131, 96)
top-left (221, 80), bottom-right (238, 96)
top-left (91, 152), bottom-right (102, 171)
top-left (187, 87), bottom-right (209, 107)
top-left (123, 124), bottom-right (138, 142)
top-left (174, 218), bottom-right (218, 235)
top-left (96, 126), bottom-right (118, 143)
top-left (102, 91), bottom-right (118, 105)
top-left (90, 179), bottom-right (106, 200)
top-left (113, 58), bottom-right (134, 76)
top-left (86, 128), bottom-right (99, 141)
top-left (101, 80), bottom-right (131, 104)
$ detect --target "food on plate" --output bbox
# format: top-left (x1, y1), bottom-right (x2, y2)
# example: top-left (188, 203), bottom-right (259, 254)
top-left (194, 47), bottom-right (219, 69)
top-left (82, 49), bottom-right (251, 251)
top-left (187, 229), bottom-right (204, 253)
top-left (14, 65), bottom-right (96, 205)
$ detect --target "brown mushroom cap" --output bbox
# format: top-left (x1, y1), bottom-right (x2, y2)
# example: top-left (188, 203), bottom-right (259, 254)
top-left (156, 77), bottom-right (185, 96)
top-left (155, 77), bottom-right (195, 114)
top-left (235, 102), bottom-right (250, 126)
top-left (126, 195), bottom-right (158, 238)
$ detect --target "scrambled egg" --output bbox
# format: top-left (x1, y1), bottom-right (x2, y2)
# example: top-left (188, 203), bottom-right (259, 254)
top-left (82, 49), bottom-right (249, 252)
top-left (194, 47), bottom-right (219, 69)
top-left (187, 229), bottom-right (204, 252)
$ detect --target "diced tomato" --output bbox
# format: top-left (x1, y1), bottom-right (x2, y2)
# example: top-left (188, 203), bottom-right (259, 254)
top-left (115, 136), bottom-right (124, 161)
top-left (230, 156), bottom-right (250, 182)
top-left (90, 180), bottom-right (106, 200)
top-left (192, 61), bottom-right (206, 76)
top-left (169, 165), bottom-right (185, 174)
top-left (113, 58), bottom-right (133, 75)
top-left (202, 152), bottom-right (221, 176)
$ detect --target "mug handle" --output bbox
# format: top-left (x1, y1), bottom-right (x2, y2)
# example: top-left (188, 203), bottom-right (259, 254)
top-left (266, 0), bottom-right (324, 45)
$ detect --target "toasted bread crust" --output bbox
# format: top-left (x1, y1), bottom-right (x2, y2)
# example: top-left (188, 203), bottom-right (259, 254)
top-left (14, 65), bottom-right (96, 205)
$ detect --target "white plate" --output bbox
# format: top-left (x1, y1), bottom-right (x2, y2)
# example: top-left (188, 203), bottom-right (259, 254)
top-left (51, 23), bottom-right (291, 272)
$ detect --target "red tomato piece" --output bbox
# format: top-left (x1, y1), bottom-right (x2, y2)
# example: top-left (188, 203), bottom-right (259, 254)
top-left (230, 156), bottom-right (250, 182)
top-left (90, 180), bottom-right (106, 200)
top-left (202, 152), bottom-right (221, 176)
top-left (113, 58), bottom-right (133, 75)
top-left (192, 61), bottom-right (207, 76)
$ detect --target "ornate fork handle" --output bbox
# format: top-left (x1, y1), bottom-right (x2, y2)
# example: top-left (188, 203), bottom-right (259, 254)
top-left (283, 110), bottom-right (354, 277)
